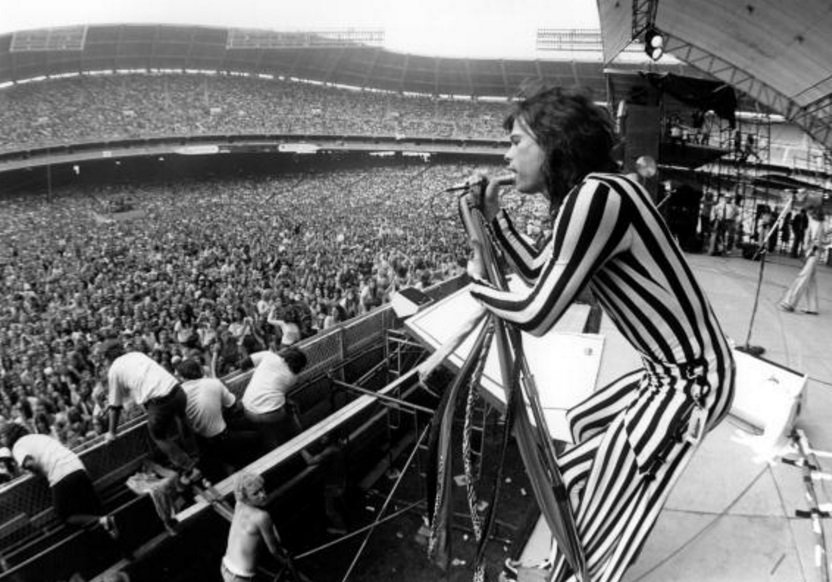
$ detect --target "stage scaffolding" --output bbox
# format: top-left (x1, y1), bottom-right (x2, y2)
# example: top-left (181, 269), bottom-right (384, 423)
top-left (792, 144), bottom-right (832, 182)
top-left (705, 110), bottom-right (776, 245)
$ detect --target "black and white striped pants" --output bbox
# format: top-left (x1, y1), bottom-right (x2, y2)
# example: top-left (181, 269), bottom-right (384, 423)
top-left (547, 364), bottom-right (732, 582)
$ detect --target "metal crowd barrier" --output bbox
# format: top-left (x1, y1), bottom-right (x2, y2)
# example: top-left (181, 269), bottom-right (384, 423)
top-left (0, 275), bottom-right (464, 554)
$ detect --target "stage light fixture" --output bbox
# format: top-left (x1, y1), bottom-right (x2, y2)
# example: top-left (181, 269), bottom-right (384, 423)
top-left (644, 28), bottom-right (665, 61)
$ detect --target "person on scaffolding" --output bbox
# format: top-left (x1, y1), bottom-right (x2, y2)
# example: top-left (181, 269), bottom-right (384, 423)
top-left (461, 85), bottom-right (736, 582)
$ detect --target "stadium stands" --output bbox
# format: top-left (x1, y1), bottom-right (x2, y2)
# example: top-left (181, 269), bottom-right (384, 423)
top-left (0, 74), bottom-right (508, 153)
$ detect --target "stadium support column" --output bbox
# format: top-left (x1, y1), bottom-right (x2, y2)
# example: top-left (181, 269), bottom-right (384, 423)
top-left (622, 103), bottom-right (661, 202)
top-left (46, 163), bottom-right (52, 204)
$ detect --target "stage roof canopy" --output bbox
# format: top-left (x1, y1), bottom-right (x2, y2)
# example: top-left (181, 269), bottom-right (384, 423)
top-left (597, 0), bottom-right (832, 151)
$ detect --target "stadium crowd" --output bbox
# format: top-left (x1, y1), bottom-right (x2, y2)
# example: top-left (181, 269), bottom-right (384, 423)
top-left (0, 162), bottom-right (548, 455)
top-left (0, 73), bottom-right (508, 153)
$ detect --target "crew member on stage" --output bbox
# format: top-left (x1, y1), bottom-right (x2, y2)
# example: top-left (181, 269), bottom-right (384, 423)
top-left (221, 472), bottom-right (283, 582)
top-left (102, 339), bottom-right (201, 484)
top-left (464, 85), bottom-right (735, 582)
top-left (1, 423), bottom-right (119, 539)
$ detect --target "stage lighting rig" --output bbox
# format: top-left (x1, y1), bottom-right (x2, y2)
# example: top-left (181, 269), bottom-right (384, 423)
top-left (644, 27), bottom-right (665, 61)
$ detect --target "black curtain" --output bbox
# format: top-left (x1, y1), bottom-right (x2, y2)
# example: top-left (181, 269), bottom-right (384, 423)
top-left (645, 73), bottom-right (738, 128)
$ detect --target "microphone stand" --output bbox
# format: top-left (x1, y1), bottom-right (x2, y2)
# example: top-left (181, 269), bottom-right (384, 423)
top-left (656, 188), bottom-right (673, 209)
top-left (457, 187), bottom-right (588, 581)
top-left (736, 195), bottom-right (794, 357)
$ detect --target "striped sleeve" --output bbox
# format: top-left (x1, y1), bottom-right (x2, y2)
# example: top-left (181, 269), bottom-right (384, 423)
top-left (490, 210), bottom-right (549, 285)
top-left (470, 178), bottom-right (630, 337)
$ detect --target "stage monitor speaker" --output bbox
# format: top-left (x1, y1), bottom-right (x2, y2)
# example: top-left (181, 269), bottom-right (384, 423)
top-left (391, 287), bottom-right (434, 318)
top-left (730, 349), bottom-right (807, 459)
top-left (403, 282), bottom-right (600, 441)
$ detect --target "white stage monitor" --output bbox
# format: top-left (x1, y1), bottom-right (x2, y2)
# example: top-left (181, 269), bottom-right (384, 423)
top-left (405, 283), bottom-right (601, 442)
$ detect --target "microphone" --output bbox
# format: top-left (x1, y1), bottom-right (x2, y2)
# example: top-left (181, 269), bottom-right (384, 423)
top-left (443, 174), bottom-right (514, 193)
top-left (444, 182), bottom-right (474, 193)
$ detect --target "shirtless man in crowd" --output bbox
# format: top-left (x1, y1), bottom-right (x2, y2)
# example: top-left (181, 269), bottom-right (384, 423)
top-left (221, 472), bottom-right (283, 582)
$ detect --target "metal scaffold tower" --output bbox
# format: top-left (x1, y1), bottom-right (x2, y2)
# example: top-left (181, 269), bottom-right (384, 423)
top-left (793, 142), bottom-right (832, 184)
top-left (705, 109), bottom-right (775, 249)
top-left (308, 325), bottom-right (500, 582)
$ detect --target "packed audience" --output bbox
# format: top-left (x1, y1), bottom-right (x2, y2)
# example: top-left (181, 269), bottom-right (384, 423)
top-left (0, 73), bottom-right (508, 153)
top-left (0, 162), bottom-right (548, 452)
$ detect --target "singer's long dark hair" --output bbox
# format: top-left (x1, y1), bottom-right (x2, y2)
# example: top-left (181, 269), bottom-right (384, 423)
top-left (504, 84), bottom-right (618, 215)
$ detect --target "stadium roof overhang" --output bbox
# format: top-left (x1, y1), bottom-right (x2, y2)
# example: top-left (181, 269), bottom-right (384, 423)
top-left (597, 0), bottom-right (832, 152)
top-left (0, 25), bottom-right (602, 98)
top-left (0, 23), bottom-right (701, 101)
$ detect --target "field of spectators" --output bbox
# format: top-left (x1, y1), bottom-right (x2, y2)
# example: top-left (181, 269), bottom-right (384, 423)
top-left (0, 73), bottom-right (509, 153)
top-left (0, 161), bottom-right (549, 456)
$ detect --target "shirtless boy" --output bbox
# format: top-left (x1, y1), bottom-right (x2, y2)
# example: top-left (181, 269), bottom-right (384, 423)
top-left (222, 472), bottom-right (282, 582)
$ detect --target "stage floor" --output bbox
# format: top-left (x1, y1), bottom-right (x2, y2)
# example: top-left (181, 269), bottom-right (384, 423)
top-left (630, 252), bottom-right (832, 582)
top-left (518, 252), bottom-right (832, 582)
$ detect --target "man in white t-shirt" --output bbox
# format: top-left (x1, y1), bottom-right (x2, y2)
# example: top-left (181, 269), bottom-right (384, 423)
top-left (177, 359), bottom-right (236, 440)
top-left (241, 347), bottom-right (307, 453)
top-left (102, 339), bottom-right (200, 482)
top-left (176, 359), bottom-right (259, 480)
top-left (1, 424), bottom-right (118, 539)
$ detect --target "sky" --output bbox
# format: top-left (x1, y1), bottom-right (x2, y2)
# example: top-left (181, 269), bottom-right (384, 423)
top-left (0, 0), bottom-right (601, 59)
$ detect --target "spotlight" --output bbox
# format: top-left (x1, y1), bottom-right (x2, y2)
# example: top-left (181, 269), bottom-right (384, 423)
top-left (644, 27), bottom-right (665, 61)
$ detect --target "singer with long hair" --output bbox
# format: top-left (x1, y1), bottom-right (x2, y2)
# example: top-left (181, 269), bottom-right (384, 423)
top-left (465, 86), bottom-right (736, 582)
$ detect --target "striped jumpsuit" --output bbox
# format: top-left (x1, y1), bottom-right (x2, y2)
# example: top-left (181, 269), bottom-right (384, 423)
top-left (469, 173), bottom-right (735, 582)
